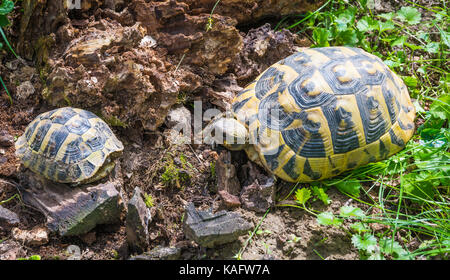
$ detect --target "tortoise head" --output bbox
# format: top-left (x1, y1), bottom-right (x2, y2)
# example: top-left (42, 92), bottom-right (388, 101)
top-left (203, 115), bottom-right (248, 151)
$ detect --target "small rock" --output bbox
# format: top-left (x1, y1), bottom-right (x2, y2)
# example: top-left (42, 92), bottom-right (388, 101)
top-left (0, 240), bottom-right (25, 260)
top-left (215, 151), bottom-right (241, 206)
top-left (5, 59), bottom-right (21, 70)
top-left (67, 245), bottom-right (82, 260)
top-left (16, 81), bottom-right (35, 100)
top-left (183, 203), bottom-right (253, 248)
top-left (240, 178), bottom-right (275, 213)
top-left (18, 166), bottom-right (124, 237)
top-left (0, 205), bottom-right (20, 229)
top-left (126, 187), bottom-right (151, 253)
top-left (0, 130), bottom-right (14, 147)
top-left (164, 106), bottom-right (191, 145)
top-left (165, 106), bottom-right (191, 127)
top-left (240, 162), bottom-right (275, 213)
top-left (218, 190), bottom-right (241, 208)
top-left (129, 245), bottom-right (181, 260)
top-left (139, 35), bottom-right (157, 48)
top-left (165, 106), bottom-right (191, 134)
top-left (11, 227), bottom-right (49, 247)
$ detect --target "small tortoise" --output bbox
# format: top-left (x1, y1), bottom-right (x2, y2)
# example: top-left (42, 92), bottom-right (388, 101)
top-left (15, 107), bottom-right (124, 184)
top-left (204, 47), bottom-right (416, 182)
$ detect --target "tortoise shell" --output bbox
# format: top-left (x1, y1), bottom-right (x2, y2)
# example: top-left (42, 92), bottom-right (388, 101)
top-left (15, 107), bottom-right (124, 184)
top-left (232, 47), bottom-right (416, 182)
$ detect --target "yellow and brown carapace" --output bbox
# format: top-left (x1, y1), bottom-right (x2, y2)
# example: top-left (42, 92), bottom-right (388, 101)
top-left (15, 107), bottom-right (124, 184)
top-left (230, 47), bottom-right (415, 182)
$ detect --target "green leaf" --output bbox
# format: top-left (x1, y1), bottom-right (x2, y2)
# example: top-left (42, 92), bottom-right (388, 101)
top-left (312, 186), bottom-right (331, 205)
top-left (379, 238), bottom-right (412, 260)
top-left (0, 14), bottom-right (9, 27)
top-left (17, 255), bottom-right (41, 260)
top-left (404, 42), bottom-right (423, 51)
top-left (350, 222), bottom-right (370, 234)
top-left (367, 252), bottom-right (385, 260)
top-left (339, 206), bottom-right (366, 218)
top-left (0, 0), bottom-right (13, 15)
top-left (294, 188), bottom-right (311, 205)
top-left (402, 76), bottom-right (418, 88)
top-left (356, 18), bottom-right (370, 32)
top-left (337, 29), bottom-right (359, 46)
top-left (391, 35), bottom-right (407, 47)
top-left (417, 31), bottom-right (430, 42)
top-left (383, 59), bottom-right (401, 69)
top-left (351, 233), bottom-right (378, 253)
top-left (413, 100), bottom-right (426, 114)
top-left (424, 42), bottom-right (440, 54)
top-left (312, 28), bottom-right (331, 47)
top-left (335, 8), bottom-right (356, 32)
top-left (396, 6), bottom-right (421, 25)
top-left (316, 212), bottom-right (343, 226)
top-left (378, 12), bottom-right (395, 21)
top-left (335, 180), bottom-right (361, 197)
top-left (439, 29), bottom-right (450, 48)
top-left (378, 20), bottom-right (395, 32)
top-left (402, 172), bottom-right (435, 200)
top-left (429, 95), bottom-right (450, 121)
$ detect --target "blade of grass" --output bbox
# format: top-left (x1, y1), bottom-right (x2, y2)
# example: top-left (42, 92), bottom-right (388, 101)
top-left (0, 75), bottom-right (12, 104)
top-left (285, 0), bottom-right (332, 30)
top-left (0, 26), bottom-right (18, 59)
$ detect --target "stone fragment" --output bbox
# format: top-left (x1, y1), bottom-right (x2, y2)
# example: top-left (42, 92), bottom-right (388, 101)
top-left (16, 81), bottom-right (35, 100)
top-left (215, 151), bottom-right (241, 208)
top-left (129, 245), bottom-right (181, 260)
top-left (240, 179), bottom-right (275, 213)
top-left (0, 240), bottom-right (25, 260)
top-left (0, 205), bottom-right (20, 229)
top-left (183, 203), bottom-right (253, 248)
top-left (17, 166), bottom-right (124, 237)
top-left (126, 187), bottom-right (152, 253)
top-left (11, 227), bottom-right (49, 247)
top-left (165, 106), bottom-right (191, 129)
top-left (218, 190), bottom-right (241, 209)
top-left (67, 245), bottom-right (82, 260)
top-left (0, 130), bottom-right (14, 147)
top-left (240, 162), bottom-right (276, 213)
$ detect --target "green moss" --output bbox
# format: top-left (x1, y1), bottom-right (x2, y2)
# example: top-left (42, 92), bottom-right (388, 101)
top-left (104, 115), bottom-right (128, 128)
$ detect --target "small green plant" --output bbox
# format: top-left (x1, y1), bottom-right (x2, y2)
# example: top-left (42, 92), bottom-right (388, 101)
top-left (235, 208), bottom-right (270, 260)
top-left (314, 205), bottom-right (414, 260)
top-left (161, 152), bottom-right (193, 188)
top-left (205, 0), bottom-right (221, 32)
top-left (143, 192), bottom-right (154, 208)
top-left (209, 161), bottom-right (216, 178)
top-left (17, 255), bottom-right (41, 260)
top-left (104, 115), bottom-right (128, 128)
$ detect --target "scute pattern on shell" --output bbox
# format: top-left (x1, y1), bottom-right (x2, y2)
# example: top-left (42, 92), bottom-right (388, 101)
top-left (232, 47), bottom-right (416, 182)
top-left (15, 107), bottom-right (124, 183)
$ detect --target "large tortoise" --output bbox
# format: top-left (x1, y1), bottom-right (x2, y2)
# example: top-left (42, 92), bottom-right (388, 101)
top-left (204, 47), bottom-right (416, 182)
top-left (15, 107), bottom-right (124, 185)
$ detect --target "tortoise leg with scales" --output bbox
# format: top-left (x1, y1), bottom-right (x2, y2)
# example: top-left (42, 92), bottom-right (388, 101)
top-left (204, 47), bottom-right (416, 183)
